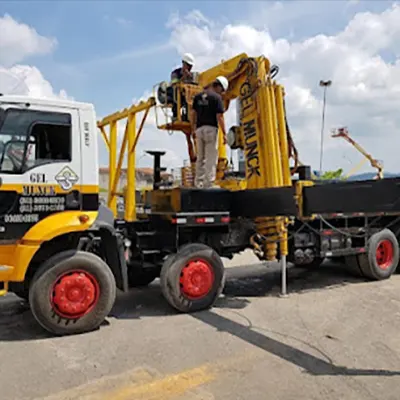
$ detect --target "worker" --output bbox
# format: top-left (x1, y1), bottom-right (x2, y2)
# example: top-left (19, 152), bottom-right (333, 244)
top-left (191, 76), bottom-right (229, 188)
top-left (170, 53), bottom-right (195, 121)
top-left (171, 53), bottom-right (195, 84)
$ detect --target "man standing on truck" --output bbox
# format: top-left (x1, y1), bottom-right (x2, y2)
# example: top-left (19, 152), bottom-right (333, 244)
top-left (191, 76), bottom-right (229, 188)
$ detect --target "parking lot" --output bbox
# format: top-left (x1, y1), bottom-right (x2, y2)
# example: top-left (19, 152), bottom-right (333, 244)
top-left (1, 253), bottom-right (400, 400)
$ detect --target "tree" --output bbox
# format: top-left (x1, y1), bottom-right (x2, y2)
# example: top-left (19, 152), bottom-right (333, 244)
top-left (319, 168), bottom-right (345, 181)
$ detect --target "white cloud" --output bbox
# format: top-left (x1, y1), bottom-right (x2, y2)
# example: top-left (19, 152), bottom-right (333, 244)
top-left (0, 15), bottom-right (69, 100)
top-left (0, 65), bottom-right (72, 99)
top-left (0, 14), bottom-right (57, 67)
top-left (159, 4), bottom-right (400, 174)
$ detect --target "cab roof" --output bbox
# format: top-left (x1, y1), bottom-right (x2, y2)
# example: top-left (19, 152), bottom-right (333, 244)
top-left (0, 94), bottom-right (94, 111)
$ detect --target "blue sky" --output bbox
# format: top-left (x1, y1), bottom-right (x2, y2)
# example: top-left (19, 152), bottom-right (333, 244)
top-left (2, 1), bottom-right (400, 172)
top-left (2, 0), bottom-right (247, 116)
top-left (1, 0), bottom-right (395, 117)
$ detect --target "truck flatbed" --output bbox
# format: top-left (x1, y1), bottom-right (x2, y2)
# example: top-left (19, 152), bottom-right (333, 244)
top-left (137, 176), bottom-right (400, 219)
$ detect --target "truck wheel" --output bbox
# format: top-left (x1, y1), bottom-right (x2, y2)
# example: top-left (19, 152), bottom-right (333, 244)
top-left (357, 229), bottom-right (399, 280)
top-left (29, 250), bottom-right (116, 336)
top-left (128, 267), bottom-right (159, 287)
top-left (160, 243), bottom-right (225, 313)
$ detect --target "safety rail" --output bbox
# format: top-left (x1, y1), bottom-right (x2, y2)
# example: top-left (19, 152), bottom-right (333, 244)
top-left (97, 97), bottom-right (156, 220)
top-left (153, 81), bottom-right (203, 165)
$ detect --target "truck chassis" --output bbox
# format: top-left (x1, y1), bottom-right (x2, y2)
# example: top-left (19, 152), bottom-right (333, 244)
top-left (112, 174), bottom-right (400, 313)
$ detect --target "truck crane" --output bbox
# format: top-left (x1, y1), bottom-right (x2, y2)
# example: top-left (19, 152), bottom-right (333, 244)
top-left (1, 53), bottom-right (400, 337)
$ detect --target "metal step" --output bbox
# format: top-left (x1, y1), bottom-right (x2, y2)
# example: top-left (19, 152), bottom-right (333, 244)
top-left (142, 249), bottom-right (161, 255)
top-left (136, 231), bottom-right (157, 237)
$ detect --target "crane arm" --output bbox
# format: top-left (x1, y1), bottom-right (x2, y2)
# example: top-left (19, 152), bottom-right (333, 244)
top-left (197, 54), bottom-right (299, 189)
top-left (332, 127), bottom-right (384, 179)
top-left (344, 157), bottom-right (368, 179)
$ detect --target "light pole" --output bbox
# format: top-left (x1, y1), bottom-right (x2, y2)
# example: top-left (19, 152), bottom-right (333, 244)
top-left (319, 79), bottom-right (332, 178)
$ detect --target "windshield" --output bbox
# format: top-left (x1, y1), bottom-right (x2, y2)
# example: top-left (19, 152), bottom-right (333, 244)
top-left (0, 107), bottom-right (71, 174)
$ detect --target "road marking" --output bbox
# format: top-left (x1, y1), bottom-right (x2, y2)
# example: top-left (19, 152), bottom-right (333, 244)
top-left (39, 350), bottom-right (260, 400)
top-left (100, 364), bottom-right (214, 400)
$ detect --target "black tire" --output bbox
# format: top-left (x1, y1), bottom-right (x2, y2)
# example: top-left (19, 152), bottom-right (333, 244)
top-left (128, 267), bottom-right (159, 287)
top-left (356, 229), bottom-right (399, 280)
top-left (29, 250), bottom-right (116, 336)
top-left (344, 255), bottom-right (364, 278)
top-left (160, 244), bottom-right (214, 308)
top-left (160, 243), bottom-right (225, 313)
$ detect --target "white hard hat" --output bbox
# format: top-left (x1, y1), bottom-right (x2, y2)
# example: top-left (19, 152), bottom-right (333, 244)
top-left (216, 76), bottom-right (229, 91)
top-left (182, 53), bottom-right (195, 66)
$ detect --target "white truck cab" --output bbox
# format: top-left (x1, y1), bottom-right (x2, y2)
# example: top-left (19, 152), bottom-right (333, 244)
top-left (0, 95), bottom-right (125, 336)
top-left (0, 95), bottom-right (99, 200)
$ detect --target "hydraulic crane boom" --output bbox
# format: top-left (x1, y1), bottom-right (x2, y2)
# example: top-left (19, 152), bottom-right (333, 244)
top-left (344, 157), bottom-right (368, 179)
top-left (155, 54), bottom-right (300, 187)
top-left (163, 54), bottom-right (302, 260)
top-left (100, 53), bottom-right (309, 262)
top-left (331, 127), bottom-right (384, 180)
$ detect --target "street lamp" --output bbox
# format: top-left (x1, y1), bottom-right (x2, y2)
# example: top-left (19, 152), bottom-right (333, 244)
top-left (319, 79), bottom-right (332, 178)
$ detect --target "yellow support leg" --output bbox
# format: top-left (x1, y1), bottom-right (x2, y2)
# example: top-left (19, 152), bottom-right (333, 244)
top-left (108, 121), bottom-right (118, 216)
top-left (274, 84), bottom-right (291, 187)
top-left (125, 113), bottom-right (136, 222)
top-left (216, 127), bottom-right (228, 181)
top-left (0, 281), bottom-right (8, 296)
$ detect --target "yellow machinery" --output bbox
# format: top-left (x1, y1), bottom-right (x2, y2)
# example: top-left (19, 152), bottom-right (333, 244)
top-left (98, 97), bottom-right (155, 222)
top-left (74, 52), bottom-right (400, 334)
top-left (98, 53), bottom-right (303, 265)
top-left (2, 52), bottom-right (399, 337)
top-left (331, 127), bottom-right (384, 180)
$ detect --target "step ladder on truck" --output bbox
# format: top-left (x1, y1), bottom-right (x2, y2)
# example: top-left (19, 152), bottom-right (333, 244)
top-left (1, 53), bottom-right (400, 336)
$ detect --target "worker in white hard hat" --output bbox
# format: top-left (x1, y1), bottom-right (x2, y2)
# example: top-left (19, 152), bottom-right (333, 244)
top-left (170, 53), bottom-right (195, 84)
top-left (170, 53), bottom-right (196, 121)
top-left (191, 76), bottom-right (229, 188)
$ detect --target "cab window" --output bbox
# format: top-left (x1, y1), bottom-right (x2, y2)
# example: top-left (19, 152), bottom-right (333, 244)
top-left (0, 107), bottom-right (72, 174)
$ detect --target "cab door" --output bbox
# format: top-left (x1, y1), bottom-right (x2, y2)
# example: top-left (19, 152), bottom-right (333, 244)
top-left (0, 105), bottom-right (82, 242)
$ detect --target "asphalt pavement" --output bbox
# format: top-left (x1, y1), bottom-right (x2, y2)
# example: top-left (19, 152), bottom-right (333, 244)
top-left (1, 252), bottom-right (400, 400)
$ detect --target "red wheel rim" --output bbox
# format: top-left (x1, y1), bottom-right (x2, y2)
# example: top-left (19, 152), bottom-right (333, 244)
top-left (375, 240), bottom-right (394, 270)
top-left (51, 270), bottom-right (100, 319)
top-left (179, 259), bottom-right (214, 299)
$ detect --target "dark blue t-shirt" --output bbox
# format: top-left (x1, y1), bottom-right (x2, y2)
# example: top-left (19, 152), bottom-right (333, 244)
top-left (171, 67), bottom-right (183, 82)
top-left (192, 91), bottom-right (224, 128)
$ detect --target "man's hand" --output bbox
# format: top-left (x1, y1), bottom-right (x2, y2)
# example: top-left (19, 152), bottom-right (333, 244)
top-left (183, 69), bottom-right (193, 82)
